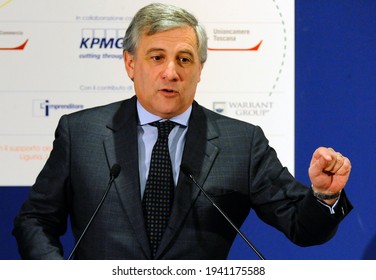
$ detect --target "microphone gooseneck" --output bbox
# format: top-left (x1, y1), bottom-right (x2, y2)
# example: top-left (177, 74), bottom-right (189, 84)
top-left (67, 164), bottom-right (121, 260)
top-left (180, 164), bottom-right (266, 260)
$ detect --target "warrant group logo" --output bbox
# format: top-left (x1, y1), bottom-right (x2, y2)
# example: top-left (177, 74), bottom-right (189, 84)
top-left (33, 100), bottom-right (84, 117)
top-left (213, 101), bottom-right (273, 117)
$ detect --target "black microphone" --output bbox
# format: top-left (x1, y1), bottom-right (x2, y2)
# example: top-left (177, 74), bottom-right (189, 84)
top-left (180, 164), bottom-right (266, 260)
top-left (67, 164), bottom-right (121, 260)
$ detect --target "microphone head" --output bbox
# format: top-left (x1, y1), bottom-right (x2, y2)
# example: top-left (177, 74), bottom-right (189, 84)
top-left (110, 164), bottom-right (121, 179)
top-left (180, 163), bottom-right (192, 177)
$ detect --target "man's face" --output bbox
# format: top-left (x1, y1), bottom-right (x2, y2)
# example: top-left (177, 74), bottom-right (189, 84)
top-left (124, 26), bottom-right (203, 119)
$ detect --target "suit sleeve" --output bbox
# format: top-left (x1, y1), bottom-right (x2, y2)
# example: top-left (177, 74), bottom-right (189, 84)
top-left (12, 115), bottom-right (71, 259)
top-left (248, 126), bottom-right (353, 246)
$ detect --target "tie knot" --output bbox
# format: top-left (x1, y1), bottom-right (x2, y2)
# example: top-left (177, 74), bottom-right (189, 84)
top-left (151, 120), bottom-right (176, 139)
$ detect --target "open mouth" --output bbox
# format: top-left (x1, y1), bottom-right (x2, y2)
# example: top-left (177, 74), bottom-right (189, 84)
top-left (160, 89), bottom-right (176, 94)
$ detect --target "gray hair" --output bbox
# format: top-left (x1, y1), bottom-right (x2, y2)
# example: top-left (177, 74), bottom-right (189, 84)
top-left (123, 3), bottom-right (208, 63)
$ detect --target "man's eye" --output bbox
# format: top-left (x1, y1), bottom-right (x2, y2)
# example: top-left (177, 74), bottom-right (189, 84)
top-left (152, 56), bottom-right (162, 61)
top-left (179, 57), bottom-right (191, 63)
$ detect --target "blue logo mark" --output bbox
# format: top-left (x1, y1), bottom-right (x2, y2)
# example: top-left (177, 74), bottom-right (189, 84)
top-left (33, 99), bottom-right (84, 117)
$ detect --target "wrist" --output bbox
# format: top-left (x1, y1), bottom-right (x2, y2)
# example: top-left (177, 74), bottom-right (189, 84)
top-left (311, 185), bottom-right (341, 200)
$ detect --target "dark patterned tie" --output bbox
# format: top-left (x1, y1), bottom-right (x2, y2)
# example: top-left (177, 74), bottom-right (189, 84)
top-left (142, 120), bottom-right (176, 257)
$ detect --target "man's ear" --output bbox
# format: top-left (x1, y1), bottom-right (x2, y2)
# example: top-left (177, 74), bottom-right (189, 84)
top-left (123, 51), bottom-right (135, 81)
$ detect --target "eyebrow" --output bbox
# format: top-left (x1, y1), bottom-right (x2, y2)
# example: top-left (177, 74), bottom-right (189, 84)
top-left (145, 48), bottom-right (165, 55)
top-left (145, 48), bottom-right (195, 58)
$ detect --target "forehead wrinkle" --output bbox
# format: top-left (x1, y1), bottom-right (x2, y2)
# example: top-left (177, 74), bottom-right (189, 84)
top-left (145, 47), bottom-right (165, 55)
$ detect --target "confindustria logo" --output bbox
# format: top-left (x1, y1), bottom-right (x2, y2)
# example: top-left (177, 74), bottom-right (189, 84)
top-left (0, 0), bottom-right (13, 9)
top-left (32, 100), bottom-right (84, 117)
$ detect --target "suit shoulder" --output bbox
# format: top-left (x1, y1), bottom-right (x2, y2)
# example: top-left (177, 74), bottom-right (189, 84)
top-left (201, 105), bottom-right (257, 129)
top-left (196, 104), bottom-right (269, 143)
top-left (56, 99), bottom-right (131, 135)
top-left (65, 100), bottom-right (124, 121)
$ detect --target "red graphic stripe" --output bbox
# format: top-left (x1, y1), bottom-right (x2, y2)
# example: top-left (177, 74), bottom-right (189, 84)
top-left (0, 39), bottom-right (29, 51)
top-left (208, 40), bottom-right (262, 51)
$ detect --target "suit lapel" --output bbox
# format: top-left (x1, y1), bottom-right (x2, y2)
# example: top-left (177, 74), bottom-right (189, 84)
top-left (103, 96), bottom-right (151, 258)
top-left (103, 99), bottom-right (220, 259)
top-left (156, 102), bottom-right (220, 258)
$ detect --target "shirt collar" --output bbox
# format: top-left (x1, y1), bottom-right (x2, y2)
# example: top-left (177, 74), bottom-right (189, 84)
top-left (137, 99), bottom-right (191, 127)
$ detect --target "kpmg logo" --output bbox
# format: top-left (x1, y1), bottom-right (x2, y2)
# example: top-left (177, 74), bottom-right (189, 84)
top-left (80, 28), bottom-right (123, 49)
top-left (33, 100), bottom-right (84, 117)
top-left (79, 28), bottom-right (124, 60)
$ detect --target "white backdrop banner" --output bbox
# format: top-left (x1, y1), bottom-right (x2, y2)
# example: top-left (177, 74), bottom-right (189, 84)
top-left (0, 0), bottom-right (294, 186)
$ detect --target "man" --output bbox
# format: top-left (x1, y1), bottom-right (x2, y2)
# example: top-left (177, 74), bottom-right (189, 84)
top-left (13, 3), bottom-right (352, 260)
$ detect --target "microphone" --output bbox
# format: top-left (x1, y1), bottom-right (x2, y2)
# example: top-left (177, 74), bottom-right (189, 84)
top-left (67, 164), bottom-right (121, 260)
top-left (180, 164), bottom-right (266, 260)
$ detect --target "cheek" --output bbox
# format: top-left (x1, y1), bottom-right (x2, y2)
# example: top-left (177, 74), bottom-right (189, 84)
top-left (192, 66), bottom-right (202, 84)
top-left (134, 68), bottom-right (152, 89)
top-left (138, 65), bottom-right (160, 84)
top-left (189, 71), bottom-right (202, 90)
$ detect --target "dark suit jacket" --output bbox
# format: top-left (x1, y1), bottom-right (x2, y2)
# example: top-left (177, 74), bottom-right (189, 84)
top-left (13, 96), bottom-right (352, 259)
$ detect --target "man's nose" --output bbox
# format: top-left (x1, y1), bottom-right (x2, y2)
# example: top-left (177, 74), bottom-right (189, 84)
top-left (161, 61), bottom-right (179, 80)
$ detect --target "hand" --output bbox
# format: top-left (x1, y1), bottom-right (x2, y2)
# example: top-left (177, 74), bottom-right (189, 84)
top-left (308, 147), bottom-right (351, 198)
